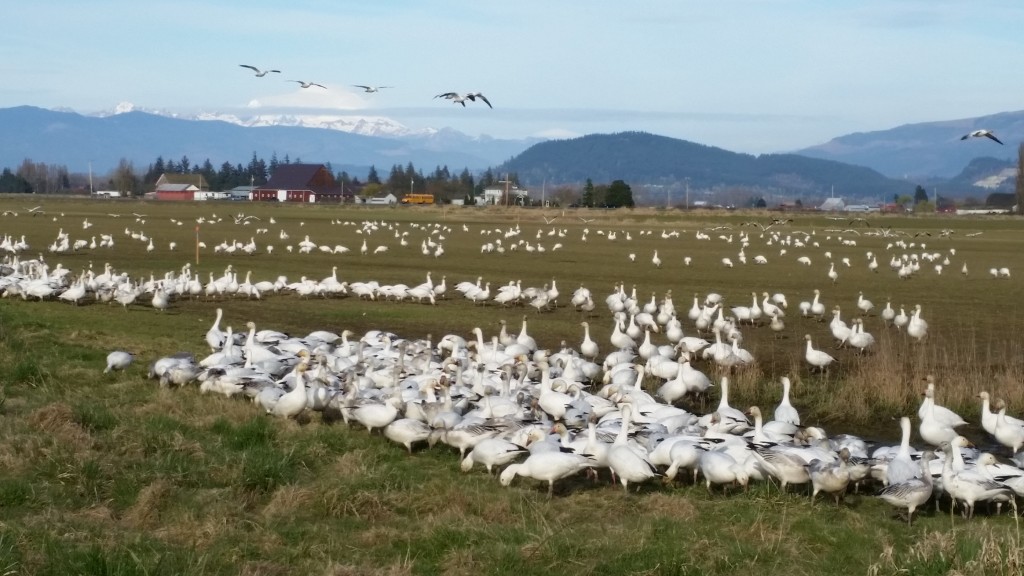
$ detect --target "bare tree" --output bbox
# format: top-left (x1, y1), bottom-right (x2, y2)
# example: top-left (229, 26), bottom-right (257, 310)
top-left (111, 158), bottom-right (139, 196)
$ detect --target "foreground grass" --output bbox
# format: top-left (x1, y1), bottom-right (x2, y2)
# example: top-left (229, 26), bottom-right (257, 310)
top-left (1, 302), bottom-right (1023, 575)
top-left (2, 199), bottom-right (1024, 574)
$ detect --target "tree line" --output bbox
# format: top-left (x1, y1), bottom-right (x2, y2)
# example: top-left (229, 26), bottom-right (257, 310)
top-left (0, 153), bottom-right (642, 208)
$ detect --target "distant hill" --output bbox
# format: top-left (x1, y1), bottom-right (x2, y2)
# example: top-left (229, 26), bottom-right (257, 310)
top-left (500, 132), bottom-right (915, 199)
top-left (0, 106), bottom-right (532, 174)
top-left (941, 156), bottom-right (1017, 197)
top-left (796, 110), bottom-right (1024, 179)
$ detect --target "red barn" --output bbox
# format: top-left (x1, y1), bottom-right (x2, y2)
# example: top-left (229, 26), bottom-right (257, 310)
top-left (155, 183), bottom-right (198, 201)
top-left (251, 164), bottom-right (349, 203)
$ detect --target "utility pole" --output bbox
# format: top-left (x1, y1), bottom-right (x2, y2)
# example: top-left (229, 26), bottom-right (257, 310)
top-left (685, 178), bottom-right (690, 211)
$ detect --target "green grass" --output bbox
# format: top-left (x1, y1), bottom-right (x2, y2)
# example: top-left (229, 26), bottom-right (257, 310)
top-left (0, 198), bottom-right (1023, 574)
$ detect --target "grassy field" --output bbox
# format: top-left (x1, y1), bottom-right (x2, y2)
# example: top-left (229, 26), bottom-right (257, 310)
top-left (1, 197), bottom-right (1024, 575)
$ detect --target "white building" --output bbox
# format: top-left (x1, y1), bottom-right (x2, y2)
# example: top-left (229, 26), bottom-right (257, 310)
top-left (482, 186), bottom-right (529, 206)
top-left (818, 197), bottom-right (845, 211)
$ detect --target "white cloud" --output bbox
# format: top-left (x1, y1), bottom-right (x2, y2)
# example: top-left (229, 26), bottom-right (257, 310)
top-left (245, 87), bottom-right (366, 111)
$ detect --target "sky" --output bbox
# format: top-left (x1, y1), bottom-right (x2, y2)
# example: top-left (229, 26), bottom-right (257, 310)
top-left (5, 1), bottom-right (1024, 153)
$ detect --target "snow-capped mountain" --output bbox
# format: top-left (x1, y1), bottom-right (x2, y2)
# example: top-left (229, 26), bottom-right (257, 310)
top-left (0, 104), bottom-right (538, 173)
top-left (97, 101), bottom-right (432, 138)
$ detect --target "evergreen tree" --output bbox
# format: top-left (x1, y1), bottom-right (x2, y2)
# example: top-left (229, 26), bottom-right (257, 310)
top-left (913, 185), bottom-right (929, 204)
top-left (582, 178), bottom-right (595, 207)
top-left (367, 165), bottom-right (381, 184)
top-left (606, 179), bottom-right (635, 207)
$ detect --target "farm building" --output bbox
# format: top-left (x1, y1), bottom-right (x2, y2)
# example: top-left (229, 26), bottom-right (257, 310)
top-left (481, 186), bottom-right (529, 206)
top-left (818, 197), bottom-right (845, 211)
top-left (155, 183), bottom-right (198, 201)
top-left (155, 173), bottom-right (208, 191)
top-left (362, 193), bottom-right (398, 205)
top-left (251, 164), bottom-right (349, 203)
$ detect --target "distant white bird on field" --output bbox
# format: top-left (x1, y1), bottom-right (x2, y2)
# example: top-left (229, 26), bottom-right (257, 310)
top-left (960, 129), bottom-right (1003, 145)
top-left (435, 92), bottom-right (492, 108)
top-left (104, 351), bottom-right (135, 373)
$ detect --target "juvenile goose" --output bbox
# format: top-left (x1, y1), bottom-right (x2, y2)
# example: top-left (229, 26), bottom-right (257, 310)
top-left (877, 451), bottom-right (935, 525)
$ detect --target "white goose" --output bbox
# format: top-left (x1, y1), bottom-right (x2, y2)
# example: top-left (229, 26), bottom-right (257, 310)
top-left (271, 363), bottom-right (309, 419)
top-left (808, 448), bottom-right (851, 506)
top-left (773, 376), bottom-right (800, 425)
top-left (977, 391), bottom-right (1024, 436)
top-left (877, 452), bottom-right (935, 525)
top-left (804, 334), bottom-right (835, 372)
top-left (607, 404), bottom-right (660, 492)
top-left (499, 450), bottom-right (593, 497)
top-left (461, 438), bottom-right (529, 474)
top-left (993, 399), bottom-right (1024, 454)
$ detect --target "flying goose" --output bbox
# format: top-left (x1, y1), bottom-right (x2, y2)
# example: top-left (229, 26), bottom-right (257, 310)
top-left (435, 92), bottom-right (492, 108)
top-left (239, 64), bottom-right (280, 77)
top-left (291, 80), bottom-right (326, 89)
top-left (960, 129), bottom-right (1003, 145)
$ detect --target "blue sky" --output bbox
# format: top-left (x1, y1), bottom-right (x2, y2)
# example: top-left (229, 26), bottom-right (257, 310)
top-left (6, 1), bottom-right (1024, 152)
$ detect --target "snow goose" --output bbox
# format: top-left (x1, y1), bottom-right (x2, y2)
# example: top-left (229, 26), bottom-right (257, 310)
top-left (993, 399), bottom-right (1024, 454)
top-left (239, 64), bottom-right (280, 77)
top-left (918, 376), bottom-right (967, 428)
top-left (877, 451), bottom-right (935, 525)
top-left (290, 80), bottom-right (326, 89)
top-left (579, 322), bottom-right (600, 360)
top-left (773, 377), bottom-right (800, 425)
top-left (803, 334), bottom-right (835, 373)
top-left (607, 404), bottom-right (660, 492)
top-left (435, 91), bottom-right (492, 108)
top-left (960, 129), bottom-right (1003, 145)
top-left (808, 448), bottom-right (852, 505)
top-left (874, 417), bottom-right (919, 486)
top-left (749, 443), bottom-right (812, 493)
top-left (499, 450), bottom-right (593, 497)
top-left (461, 438), bottom-right (528, 474)
top-left (919, 390), bottom-right (960, 447)
top-left (977, 391), bottom-right (1024, 436)
top-left (940, 438), bottom-right (1014, 519)
top-left (696, 376), bottom-right (748, 433)
top-left (104, 351), bottom-right (135, 373)
top-left (699, 449), bottom-right (750, 494)
top-left (271, 362), bottom-right (309, 419)
top-left (384, 418), bottom-right (433, 453)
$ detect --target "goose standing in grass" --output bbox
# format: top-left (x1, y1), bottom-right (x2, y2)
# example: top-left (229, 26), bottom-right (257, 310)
top-left (699, 449), bottom-right (750, 494)
top-left (804, 334), bottom-right (835, 373)
top-left (271, 363), bottom-right (309, 419)
top-left (856, 292), bottom-right (874, 315)
top-left (907, 304), bottom-right (928, 341)
top-left (977, 391), bottom-right (1024, 436)
top-left (918, 376), bottom-right (967, 429)
top-left (461, 438), bottom-right (529, 475)
top-left (808, 448), bottom-right (852, 506)
top-left (499, 450), bottom-right (594, 497)
top-left (607, 404), bottom-right (660, 492)
top-left (384, 418), bottom-right (433, 454)
top-left (774, 377), bottom-right (800, 425)
top-left (877, 452), bottom-right (935, 525)
top-left (940, 438), bottom-right (1014, 520)
top-left (993, 399), bottom-right (1024, 455)
top-left (104, 351), bottom-right (135, 373)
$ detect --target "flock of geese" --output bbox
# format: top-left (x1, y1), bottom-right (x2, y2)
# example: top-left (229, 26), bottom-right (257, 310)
top-left (133, 305), bottom-right (1024, 525)
top-left (2, 208), bottom-right (1022, 525)
top-left (238, 64), bottom-right (490, 108)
